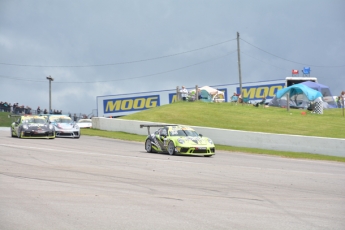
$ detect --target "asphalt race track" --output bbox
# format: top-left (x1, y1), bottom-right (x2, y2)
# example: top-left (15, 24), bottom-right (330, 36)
top-left (0, 130), bottom-right (344, 230)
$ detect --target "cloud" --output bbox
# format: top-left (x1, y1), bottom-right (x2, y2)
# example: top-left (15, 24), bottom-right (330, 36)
top-left (1, 0), bottom-right (344, 114)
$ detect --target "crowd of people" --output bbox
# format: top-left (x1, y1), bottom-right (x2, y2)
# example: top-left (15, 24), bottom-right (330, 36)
top-left (37, 108), bottom-right (63, 115)
top-left (0, 101), bottom-right (64, 115)
top-left (0, 102), bottom-right (33, 114)
top-left (1, 100), bottom-right (92, 122)
top-left (0, 101), bottom-right (12, 112)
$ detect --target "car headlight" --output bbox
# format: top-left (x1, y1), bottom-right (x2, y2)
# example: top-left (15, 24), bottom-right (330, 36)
top-left (207, 138), bottom-right (214, 145)
top-left (177, 138), bottom-right (185, 144)
top-left (23, 125), bottom-right (28, 130)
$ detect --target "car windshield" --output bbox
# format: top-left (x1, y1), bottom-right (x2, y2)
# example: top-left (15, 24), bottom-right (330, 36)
top-left (78, 120), bottom-right (91, 123)
top-left (58, 118), bottom-right (72, 123)
top-left (24, 118), bottom-right (46, 124)
top-left (169, 129), bottom-right (199, 137)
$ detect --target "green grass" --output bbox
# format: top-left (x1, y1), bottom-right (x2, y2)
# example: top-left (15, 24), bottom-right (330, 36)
top-left (2, 105), bottom-right (345, 163)
top-left (122, 101), bottom-right (345, 139)
top-left (0, 112), bottom-right (13, 127)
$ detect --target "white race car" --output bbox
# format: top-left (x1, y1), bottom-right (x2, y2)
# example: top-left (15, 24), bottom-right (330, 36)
top-left (76, 119), bottom-right (92, 128)
top-left (48, 115), bottom-right (80, 138)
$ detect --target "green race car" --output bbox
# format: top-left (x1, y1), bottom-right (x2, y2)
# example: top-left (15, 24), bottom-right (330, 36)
top-left (141, 124), bottom-right (215, 157)
top-left (10, 115), bottom-right (55, 139)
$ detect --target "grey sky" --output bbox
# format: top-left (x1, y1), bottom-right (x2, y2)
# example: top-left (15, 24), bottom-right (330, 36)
top-left (1, 0), bottom-right (344, 115)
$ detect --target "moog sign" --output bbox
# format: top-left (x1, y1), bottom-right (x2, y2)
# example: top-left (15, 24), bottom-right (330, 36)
top-left (240, 83), bottom-right (284, 100)
top-left (103, 95), bottom-right (160, 114)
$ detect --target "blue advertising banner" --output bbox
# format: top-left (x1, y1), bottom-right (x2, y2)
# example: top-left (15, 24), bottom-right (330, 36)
top-left (238, 83), bottom-right (285, 100)
top-left (103, 95), bottom-right (160, 114)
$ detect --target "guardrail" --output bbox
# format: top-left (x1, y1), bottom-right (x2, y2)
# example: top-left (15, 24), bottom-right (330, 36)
top-left (92, 117), bottom-right (345, 157)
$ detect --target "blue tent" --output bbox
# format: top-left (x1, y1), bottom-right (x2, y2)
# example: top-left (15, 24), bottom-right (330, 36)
top-left (301, 81), bottom-right (332, 95)
top-left (300, 81), bottom-right (337, 108)
top-left (276, 83), bottom-right (322, 101)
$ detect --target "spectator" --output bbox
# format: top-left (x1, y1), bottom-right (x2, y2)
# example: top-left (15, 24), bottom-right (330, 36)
top-left (341, 91), bottom-right (345, 108)
top-left (230, 92), bottom-right (239, 102)
top-left (24, 106), bottom-right (31, 114)
top-left (238, 94), bottom-right (243, 103)
top-left (0, 101), bottom-right (3, 112)
top-left (3, 102), bottom-right (9, 112)
top-left (180, 86), bottom-right (188, 101)
top-left (43, 109), bottom-right (48, 114)
top-left (336, 96), bottom-right (341, 108)
top-left (37, 106), bottom-right (41, 114)
top-left (197, 89), bottom-right (202, 100)
top-left (73, 113), bottom-right (78, 122)
top-left (253, 96), bottom-right (266, 107)
top-left (8, 103), bottom-right (12, 113)
top-left (19, 105), bottom-right (25, 114)
top-left (12, 103), bottom-right (17, 114)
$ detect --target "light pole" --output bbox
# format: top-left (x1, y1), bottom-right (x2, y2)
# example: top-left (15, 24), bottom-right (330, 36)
top-left (237, 32), bottom-right (243, 104)
top-left (46, 76), bottom-right (54, 113)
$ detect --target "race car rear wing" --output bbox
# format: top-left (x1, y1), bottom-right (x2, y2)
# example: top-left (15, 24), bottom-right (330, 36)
top-left (140, 124), bottom-right (177, 135)
top-left (8, 114), bottom-right (49, 123)
top-left (8, 114), bottom-right (49, 118)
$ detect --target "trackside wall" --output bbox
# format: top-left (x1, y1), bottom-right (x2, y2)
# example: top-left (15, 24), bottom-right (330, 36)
top-left (92, 117), bottom-right (345, 157)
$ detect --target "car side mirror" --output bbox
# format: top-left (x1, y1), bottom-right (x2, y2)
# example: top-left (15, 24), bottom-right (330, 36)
top-left (199, 134), bottom-right (203, 137)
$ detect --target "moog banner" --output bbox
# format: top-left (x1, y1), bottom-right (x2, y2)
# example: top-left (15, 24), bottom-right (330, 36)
top-left (97, 79), bottom-right (285, 117)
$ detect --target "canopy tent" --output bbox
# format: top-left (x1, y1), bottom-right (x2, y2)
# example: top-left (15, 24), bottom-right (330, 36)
top-left (276, 83), bottom-right (322, 100)
top-left (189, 86), bottom-right (225, 102)
top-left (300, 81), bottom-right (337, 108)
top-left (270, 83), bottom-right (323, 109)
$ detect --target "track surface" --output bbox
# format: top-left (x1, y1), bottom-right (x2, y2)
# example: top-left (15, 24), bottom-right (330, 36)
top-left (0, 130), bottom-right (344, 230)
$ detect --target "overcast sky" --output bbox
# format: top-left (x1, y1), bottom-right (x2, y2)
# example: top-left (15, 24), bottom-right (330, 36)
top-left (1, 0), bottom-right (344, 115)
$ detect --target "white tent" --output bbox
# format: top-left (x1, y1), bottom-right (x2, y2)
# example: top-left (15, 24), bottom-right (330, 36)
top-left (190, 86), bottom-right (225, 102)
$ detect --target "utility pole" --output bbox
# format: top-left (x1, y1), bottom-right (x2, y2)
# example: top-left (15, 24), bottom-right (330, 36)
top-left (46, 76), bottom-right (54, 113)
top-left (237, 32), bottom-right (243, 104)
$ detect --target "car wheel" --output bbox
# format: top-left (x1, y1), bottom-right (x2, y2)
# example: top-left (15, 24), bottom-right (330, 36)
top-left (11, 127), bottom-right (15, 137)
top-left (17, 128), bottom-right (21, 138)
top-left (167, 141), bottom-right (176, 155)
top-left (145, 139), bottom-right (154, 153)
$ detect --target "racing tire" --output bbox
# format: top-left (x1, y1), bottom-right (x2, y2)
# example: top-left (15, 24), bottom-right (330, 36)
top-left (167, 141), bottom-right (176, 155)
top-left (11, 127), bottom-right (15, 137)
top-left (145, 139), bottom-right (153, 153)
top-left (17, 128), bottom-right (22, 138)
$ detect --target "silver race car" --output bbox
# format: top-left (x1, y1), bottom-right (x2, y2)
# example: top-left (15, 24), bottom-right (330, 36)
top-left (48, 115), bottom-right (81, 138)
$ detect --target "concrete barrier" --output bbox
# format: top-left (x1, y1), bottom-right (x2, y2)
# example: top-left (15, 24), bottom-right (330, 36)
top-left (92, 117), bottom-right (345, 157)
